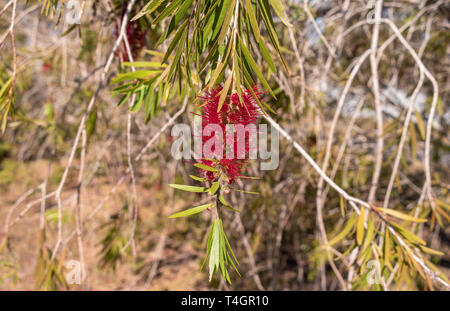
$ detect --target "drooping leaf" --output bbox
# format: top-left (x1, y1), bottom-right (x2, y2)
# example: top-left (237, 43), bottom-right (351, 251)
top-left (268, 0), bottom-right (293, 27)
top-left (378, 208), bottom-right (427, 223)
top-left (240, 41), bottom-right (276, 98)
top-left (153, 0), bottom-right (183, 25)
top-left (327, 213), bottom-right (356, 247)
top-left (391, 223), bottom-right (426, 246)
top-left (245, 0), bottom-right (261, 42)
top-left (189, 175), bottom-right (207, 182)
top-left (384, 228), bottom-right (391, 266)
top-left (413, 109), bottom-right (426, 140)
top-left (356, 206), bottom-right (365, 245)
top-left (169, 203), bottom-right (214, 218)
top-left (132, 0), bottom-right (166, 21)
top-left (168, 184), bottom-right (208, 192)
top-left (194, 163), bottom-right (219, 172)
top-left (209, 219), bottom-right (221, 281)
top-left (209, 181), bottom-right (220, 195)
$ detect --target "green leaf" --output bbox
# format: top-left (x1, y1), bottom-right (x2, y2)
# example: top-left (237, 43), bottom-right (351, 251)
top-left (201, 220), bottom-right (216, 270)
top-left (268, 0), bottom-right (293, 27)
top-left (339, 196), bottom-right (346, 217)
top-left (112, 70), bottom-right (161, 83)
top-left (132, 0), bottom-right (166, 21)
top-left (0, 78), bottom-right (12, 99)
top-left (158, 0), bottom-right (194, 46)
top-left (223, 204), bottom-right (240, 213)
top-left (240, 41), bottom-right (276, 98)
top-left (258, 39), bottom-right (277, 73)
top-left (153, 0), bottom-right (183, 25)
top-left (217, 73), bottom-right (232, 112)
top-left (327, 213), bottom-right (356, 247)
top-left (378, 208), bottom-right (427, 223)
top-left (243, 78), bottom-right (275, 115)
top-left (218, 194), bottom-right (229, 206)
top-left (358, 217), bottom-right (375, 261)
top-left (59, 24), bottom-right (77, 37)
top-left (189, 175), bottom-right (207, 182)
top-left (162, 19), bottom-right (188, 64)
top-left (229, 188), bottom-right (259, 195)
top-left (391, 223), bottom-right (426, 246)
top-left (86, 107), bottom-right (97, 138)
top-left (384, 228), bottom-right (391, 266)
top-left (413, 109), bottom-right (426, 140)
top-left (209, 181), bottom-right (220, 195)
top-left (130, 85), bottom-right (146, 112)
top-left (363, 217), bottom-right (375, 250)
top-left (258, 0), bottom-right (289, 73)
top-left (219, 194), bottom-right (240, 212)
top-left (122, 61), bottom-right (168, 68)
top-left (435, 199), bottom-right (450, 212)
top-left (194, 163), bottom-right (218, 172)
top-left (168, 184), bottom-right (208, 192)
top-left (167, 28), bottom-right (187, 81)
top-left (356, 206), bottom-right (365, 245)
top-left (208, 37), bottom-right (233, 88)
top-left (169, 203), bottom-right (213, 218)
top-left (419, 245), bottom-right (444, 256)
top-left (172, 0), bottom-right (194, 25)
top-left (209, 219), bottom-right (221, 281)
top-left (245, 0), bottom-right (261, 42)
top-left (217, 0), bottom-right (236, 45)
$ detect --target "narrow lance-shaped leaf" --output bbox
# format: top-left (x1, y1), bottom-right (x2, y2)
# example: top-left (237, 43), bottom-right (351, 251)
top-left (216, 0), bottom-right (237, 45)
top-left (327, 213), bottom-right (356, 247)
top-left (217, 73), bottom-right (232, 112)
top-left (201, 220), bottom-right (216, 271)
top-left (268, 0), bottom-right (293, 27)
top-left (169, 203), bottom-right (214, 218)
top-left (111, 70), bottom-right (162, 83)
top-left (240, 41), bottom-right (276, 98)
top-left (339, 195), bottom-right (346, 217)
top-left (258, 0), bottom-right (289, 73)
top-left (413, 109), bottom-right (426, 140)
top-left (258, 39), bottom-right (277, 73)
top-left (211, 0), bottom-right (232, 40)
top-left (419, 245), bottom-right (444, 256)
top-left (168, 29), bottom-right (187, 81)
top-left (168, 184), bottom-right (208, 192)
top-left (194, 163), bottom-right (218, 172)
top-left (390, 222), bottom-right (426, 246)
top-left (131, 0), bottom-right (166, 21)
top-left (245, 0), bottom-right (261, 42)
top-left (153, 0), bottom-right (183, 25)
top-left (209, 219), bottom-right (221, 281)
top-left (122, 61), bottom-right (168, 68)
top-left (189, 175), bottom-right (207, 182)
top-left (378, 207), bottom-right (427, 223)
top-left (209, 181), bottom-right (220, 195)
top-left (219, 194), bottom-right (240, 213)
top-left (356, 206), bottom-right (365, 245)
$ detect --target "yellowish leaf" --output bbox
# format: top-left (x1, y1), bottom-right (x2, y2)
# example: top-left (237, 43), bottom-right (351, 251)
top-left (378, 207), bottom-right (427, 223)
top-left (356, 206), bottom-right (365, 245)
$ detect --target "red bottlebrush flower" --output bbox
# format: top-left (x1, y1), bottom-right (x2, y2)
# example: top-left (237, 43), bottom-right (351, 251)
top-left (196, 86), bottom-right (263, 184)
top-left (114, 10), bottom-right (147, 62)
top-left (42, 62), bottom-right (51, 73)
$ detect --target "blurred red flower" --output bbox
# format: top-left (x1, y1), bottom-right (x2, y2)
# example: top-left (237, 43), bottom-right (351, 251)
top-left (196, 86), bottom-right (263, 184)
